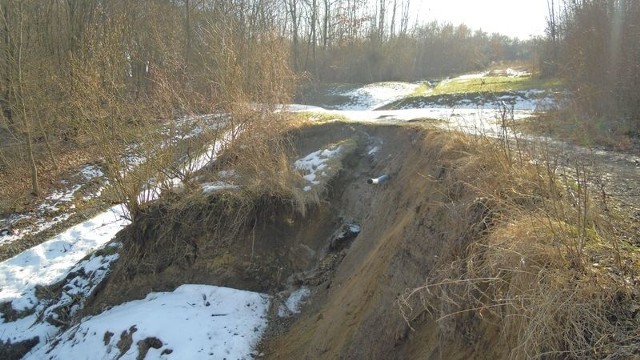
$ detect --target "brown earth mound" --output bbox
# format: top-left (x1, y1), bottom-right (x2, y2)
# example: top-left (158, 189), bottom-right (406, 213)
top-left (86, 121), bottom-right (640, 359)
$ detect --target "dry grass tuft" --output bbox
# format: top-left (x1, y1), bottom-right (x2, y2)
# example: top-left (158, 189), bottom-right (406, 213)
top-left (399, 130), bottom-right (639, 359)
top-left (114, 112), bottom-right (317, 277)
top-left (207, 112), bottom-right (313, 215)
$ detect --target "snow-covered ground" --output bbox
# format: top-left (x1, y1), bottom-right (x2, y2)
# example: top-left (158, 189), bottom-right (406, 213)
top-left (0, 164), bottom-right (106, 247)
top-left (338, 82), bottom-right (420, 110)
top-left (25, 285), bottom-right (270, 360)
top-left (0, 205), bottom-right (128, 307)
top-left (0, 206), bottom-right (128, 351)
top-left (0, 115), bottom-right (228, 247)
top-left (0, 125), bottom-right (256, 358)
top-left (288, 105), bottom-right (535, 138)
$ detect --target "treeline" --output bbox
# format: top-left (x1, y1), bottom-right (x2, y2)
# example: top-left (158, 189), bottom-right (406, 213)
top-left (544, 0), bottom-right (640, 132)
top-left (282, 0), bottom-right (534, 82)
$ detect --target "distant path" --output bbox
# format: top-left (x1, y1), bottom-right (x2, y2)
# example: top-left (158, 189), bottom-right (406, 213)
top-left (540, 137), bottom-right (640, 236)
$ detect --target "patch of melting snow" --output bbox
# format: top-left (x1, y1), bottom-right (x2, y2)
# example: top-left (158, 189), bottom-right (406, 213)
top-left (295, 145), bottom-right (343, 190)
top-left (0, 164), bottom-right (107, 246)
top-left (40, 184), bottom-right (83, 214)
top-left (25, 285), bottom-right (270, 360)
top-left (278, 287), bottom-right (311, 317)
top-left (506, 68), bottom-right (530, 77)
top-left (201, 181), bottom-right (239, 194)
top-left (452, 71), bottom-right (489, 81)
top-left (339, 82), bottom-right (420, 110)
top-left (0, 205), bottom-right (129, 307)
top-left (80, 164), bottom-right (104, 180)
top-left (0, 242), bottom-right (122, 349)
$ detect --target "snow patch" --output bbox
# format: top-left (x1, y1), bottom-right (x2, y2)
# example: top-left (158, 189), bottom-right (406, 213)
top-left (341, 82), bottom-right (420, 110)
top-left (0, 243), bottom-right (122, 348)
top-left (295, 146), bottom-right (343, 190)
top-left (201, 182), bottom-right (239, 194)
top-left (0, 205), bottom-right (129, 307)
top-left (80, 164), bottom-right (104, 180)
top-left (506, 68), bottom-right (530, 77)
top-left (25, 285), bottom-right (270, 360)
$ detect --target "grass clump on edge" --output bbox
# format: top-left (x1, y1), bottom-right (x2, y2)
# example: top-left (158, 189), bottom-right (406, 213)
top-left (115, 112), bottom-right (316, 273)
top-left (433, 76), bottom-right (561, 95)
top-left (398, 130), bottom-right (639, 359)
top-left (294, 111), bottom-right (351, 123)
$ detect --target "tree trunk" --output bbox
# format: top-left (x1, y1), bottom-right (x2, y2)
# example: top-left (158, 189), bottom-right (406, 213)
top-left (24, 122), bottom-right (40, 196)
top-left (1, 2), bottom-right (13, 126)
top-left (15, 0), bottom-right (39, 195)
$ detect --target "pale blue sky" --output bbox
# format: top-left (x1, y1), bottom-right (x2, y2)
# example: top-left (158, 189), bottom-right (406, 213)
top-left (415, 0), bottom-right (548, 39)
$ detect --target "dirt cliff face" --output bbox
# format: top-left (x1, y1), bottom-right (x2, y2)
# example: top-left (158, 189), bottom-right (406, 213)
top-left (261, 123), bottom-right (511, 359)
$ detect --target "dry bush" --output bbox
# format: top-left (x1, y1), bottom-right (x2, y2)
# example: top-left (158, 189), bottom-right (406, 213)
top-left (116, 112), bottom-right (314, 276)
top-left (556, 0), bottom-right (640, 133)
top-left (206, 112), bottom-right (311, 216)
top-left (399, 132), bottom-right (637, 359)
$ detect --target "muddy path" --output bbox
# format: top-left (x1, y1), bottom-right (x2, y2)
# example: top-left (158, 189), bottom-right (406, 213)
top-left (507, 133), bottom-right (640, 239)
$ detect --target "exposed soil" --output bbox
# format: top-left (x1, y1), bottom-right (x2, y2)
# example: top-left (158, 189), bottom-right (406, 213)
top-left (258, 123), bottom-right (507, 359)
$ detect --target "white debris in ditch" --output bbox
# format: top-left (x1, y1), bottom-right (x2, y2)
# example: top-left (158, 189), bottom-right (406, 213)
top-left (25, 285), bottom-right (271, 360)
top-left (295, 145), bottom-right (343, 191)
top-left (278, 287), bottom-right (311, 317)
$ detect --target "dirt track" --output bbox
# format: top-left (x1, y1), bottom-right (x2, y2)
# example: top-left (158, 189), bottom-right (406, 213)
top-left (519, 135), bottom-right (640, 241)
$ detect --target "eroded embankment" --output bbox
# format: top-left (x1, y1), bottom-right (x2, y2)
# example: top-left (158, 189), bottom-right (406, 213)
top-left (86, 121), bottom-right (639, 359)
top-left (263, 123), bottom-right (511, 359)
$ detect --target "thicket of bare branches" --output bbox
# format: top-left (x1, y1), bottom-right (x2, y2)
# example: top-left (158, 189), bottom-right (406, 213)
top-left (0, 0), bottom-right (295, 212)
top-left (543, 0), bottom-right (640, 132)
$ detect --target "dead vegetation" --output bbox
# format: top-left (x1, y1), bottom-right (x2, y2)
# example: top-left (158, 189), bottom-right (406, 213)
top-left (398, 128), bottom-right (639, 359)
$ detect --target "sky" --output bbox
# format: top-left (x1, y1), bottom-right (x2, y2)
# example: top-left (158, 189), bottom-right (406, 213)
top-left (415, 0), bottom-right (549, 40)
